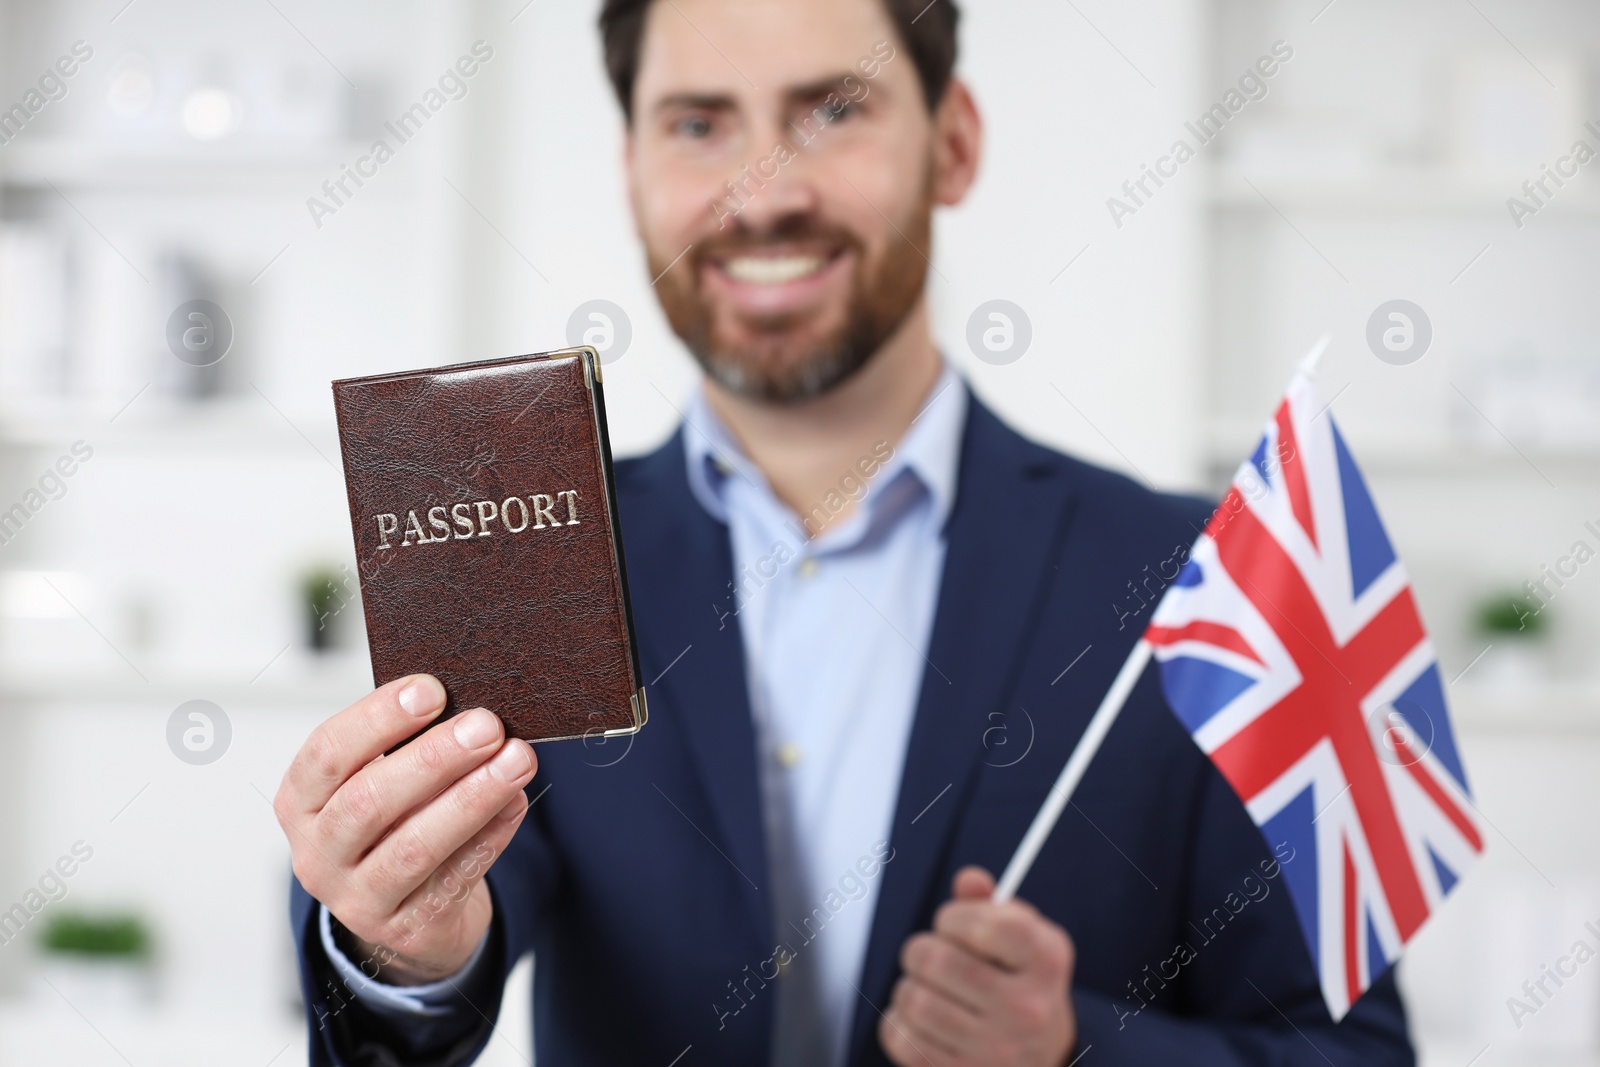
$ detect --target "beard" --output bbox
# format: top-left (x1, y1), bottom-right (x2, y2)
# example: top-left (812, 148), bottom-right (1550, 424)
top-left (648, 182), bottom-right (933, 405)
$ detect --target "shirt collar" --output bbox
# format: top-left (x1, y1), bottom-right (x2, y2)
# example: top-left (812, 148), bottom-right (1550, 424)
top-left (682, 364), bottom-right (968, 533)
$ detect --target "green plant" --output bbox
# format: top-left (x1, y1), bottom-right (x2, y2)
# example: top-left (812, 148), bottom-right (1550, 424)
top-left (300, 564), bottom-right (353, 651)
top-left (41, 913), bottom-right (151, 958)
top-left (1476, 592), bottom-right (1547, 637)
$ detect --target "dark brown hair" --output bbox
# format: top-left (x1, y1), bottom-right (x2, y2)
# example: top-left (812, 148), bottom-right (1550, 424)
top-left (598, 0), bottom-right (960, 121)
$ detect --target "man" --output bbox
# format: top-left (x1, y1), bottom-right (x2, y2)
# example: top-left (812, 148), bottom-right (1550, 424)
top-left (278, 0), bottom-right (1415, 1064)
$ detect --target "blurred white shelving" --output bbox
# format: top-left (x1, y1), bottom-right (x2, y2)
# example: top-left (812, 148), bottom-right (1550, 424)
top-left (1421, 1044), bottom-right (1599, 1067)
top-left (0, 0), bottom-right (465, 1035)
top-left (0, 398), bottom-right (337, 453)
top-left (0, 1004), bottom-right (309, 1067)
top-left (0, 138), bottom-right (391, 194)
top-left (0, 655), bottom-right (371, 708)
top-left (1453, 680), bottom-right (1600, 733)
top-left (0, 955), bottom-right (536, 1067)
top-left (1199, 416), bottom-right (1600, 479)
top-left (1203, 2), bottom-right (1600, 1058)
top-left (1208, 167), bottom-right (1600, 217)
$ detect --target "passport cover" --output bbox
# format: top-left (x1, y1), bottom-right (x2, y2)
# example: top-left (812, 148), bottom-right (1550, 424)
top-left (332, 346), bottom-right (646, 743)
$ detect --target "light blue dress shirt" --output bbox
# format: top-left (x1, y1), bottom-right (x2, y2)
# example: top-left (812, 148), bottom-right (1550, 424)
top-left (324, 366), bottom-right (968, 1067)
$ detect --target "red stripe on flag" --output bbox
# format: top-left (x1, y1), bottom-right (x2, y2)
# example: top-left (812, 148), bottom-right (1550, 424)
top-left (1342, 588), bottom-right (1426, 677)
top-left (1203, 488), bottom-right (1246, 542)
top-left (1274, 403), bottom-right (1318, 551)
top-left (1392, 735), bottom-right (1485, 852)
top-left (1145, 621), bottom-right (1263, 665)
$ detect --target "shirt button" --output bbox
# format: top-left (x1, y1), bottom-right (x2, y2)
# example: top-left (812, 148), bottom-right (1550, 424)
top-left (713, 455), bottom-right (735, 475)
top-left (797, 557), bottom-right (819, 579)
top-left (776, 743), bottom-right (803, 768)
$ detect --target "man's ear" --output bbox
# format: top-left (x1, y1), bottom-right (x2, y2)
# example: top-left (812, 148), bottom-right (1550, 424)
top-left (930, 79), bottom-right (982, 207)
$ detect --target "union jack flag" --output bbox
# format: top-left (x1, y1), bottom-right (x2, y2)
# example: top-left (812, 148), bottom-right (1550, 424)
top-left (1146, 374), bottom-right (1483, 1019)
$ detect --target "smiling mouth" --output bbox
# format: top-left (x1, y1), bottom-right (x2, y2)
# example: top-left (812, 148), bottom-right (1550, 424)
top-left (716, 251), bottom-right (840, 285)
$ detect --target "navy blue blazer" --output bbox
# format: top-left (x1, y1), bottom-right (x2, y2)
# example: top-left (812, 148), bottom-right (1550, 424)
top-left (292, 395), bottom-right (1413, 1066)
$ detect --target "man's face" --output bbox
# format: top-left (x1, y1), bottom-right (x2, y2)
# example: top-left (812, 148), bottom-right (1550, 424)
top-left (628, 0), bottom-right (938, 403)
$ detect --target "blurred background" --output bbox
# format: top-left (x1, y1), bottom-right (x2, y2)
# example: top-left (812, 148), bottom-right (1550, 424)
top-left (0, 0), bottom-right (1596, 1063)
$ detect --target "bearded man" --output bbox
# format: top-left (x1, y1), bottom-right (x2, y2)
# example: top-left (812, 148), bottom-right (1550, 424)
top-left (277, 1), bottom-right (1415, 1064)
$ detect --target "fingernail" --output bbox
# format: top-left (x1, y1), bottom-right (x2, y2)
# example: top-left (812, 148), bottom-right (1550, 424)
top-left (497, 792), bottom-right (529, 821)
top-left (489, 739), bottom-right (534, 783)
top-left (398, 676), bottom-right (445, 717)
top-left (453, 708), bottom-right (500, 749)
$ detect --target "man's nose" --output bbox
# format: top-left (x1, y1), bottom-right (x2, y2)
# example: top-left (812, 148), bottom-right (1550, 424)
top-left (724, 138), bottom-right (820, 231)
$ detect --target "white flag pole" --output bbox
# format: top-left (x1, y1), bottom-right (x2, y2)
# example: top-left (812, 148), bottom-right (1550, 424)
top-left (993, 334), bottom-right (1331, 903)
top-left (1298, 333), bottom-right (1331, 378)
top-left (993, 639), bottom-right (1154, 902)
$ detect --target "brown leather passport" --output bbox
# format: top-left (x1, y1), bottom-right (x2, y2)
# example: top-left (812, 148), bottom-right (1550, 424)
top-left (332, 346), bottom-right (646, 743)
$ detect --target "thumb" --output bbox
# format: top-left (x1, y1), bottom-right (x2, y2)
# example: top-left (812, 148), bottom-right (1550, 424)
top-left (952, 865), bottom-right (996, 901)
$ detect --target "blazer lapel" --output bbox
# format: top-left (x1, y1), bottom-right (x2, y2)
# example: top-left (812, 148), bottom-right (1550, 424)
top-left (848, 400), bottom-right (1082, 1065)
top-left (619, 438), bottom-right (769, 932)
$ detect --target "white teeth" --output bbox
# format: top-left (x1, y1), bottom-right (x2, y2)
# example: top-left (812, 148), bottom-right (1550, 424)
top-left (722, 255), bottom-right (825, 284)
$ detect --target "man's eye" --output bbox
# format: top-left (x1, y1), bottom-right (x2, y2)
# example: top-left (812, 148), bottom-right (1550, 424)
top-left (803, 100), bottom-right (859, 131)
top-left (676, 115), bottom-right (714, 138)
